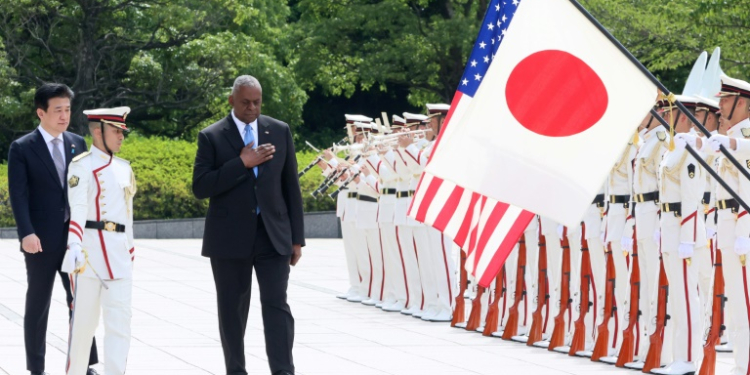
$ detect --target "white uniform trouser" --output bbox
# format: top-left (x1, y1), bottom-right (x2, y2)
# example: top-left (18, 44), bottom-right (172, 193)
top-left (427, 228), bottom-right (457, 312)
top-left (634, 204), bottom-right (661, 359)
top-left (67, 276), bottom-right (132, 375)
top-left (381, 222), bottom-right (407, 305)
top-left (397, 225), bottom-right (423, 309)
top-left (663, 250), bottom-right (703, 365)
top-left (718, 209), bottom-right (750, 375)
top-left (582, 208), bottom-right (605, 348)
top-left (540, 224), bottom-right (562, 339)
top-left (363, 227), bottom-right (385, 301)
top-left (412, 226), bottom-right (437, 312)
top-left (340, 219), bottom-right (362, 295)
top-left (348, 223), bottom-right (371, 297)
top-left (605, 206), bottom-right (630, 355)
top-left (565, 225), bottom-right (582, 342)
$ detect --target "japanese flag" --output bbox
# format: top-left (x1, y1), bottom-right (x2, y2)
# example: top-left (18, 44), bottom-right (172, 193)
top-left (425, 0), bottom-right (657, 227)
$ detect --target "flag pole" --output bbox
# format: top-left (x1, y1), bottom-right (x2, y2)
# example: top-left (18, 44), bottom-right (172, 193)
top-left (649, 108), bottom-right (750, 214)
top-left (567, 0), bottom-right (750, 183)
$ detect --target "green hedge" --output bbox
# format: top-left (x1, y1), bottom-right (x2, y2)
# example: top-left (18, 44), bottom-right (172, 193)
top-left (0, 137), bottom-right (335, 228)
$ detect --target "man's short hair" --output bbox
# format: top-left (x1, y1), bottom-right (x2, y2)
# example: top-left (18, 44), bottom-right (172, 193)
top-left (34, 83), bottom-right (74, 111)
top-left (232, 75), bottom-right (262, 94)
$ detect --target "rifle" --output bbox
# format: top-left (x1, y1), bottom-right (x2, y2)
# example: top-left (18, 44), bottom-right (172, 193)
top-left (549, 228), bottom-right (572, 350)
top-left (465, 286), bottom-right (485, 331)
top-left (569, 223), bottom-right (593, 356)
top-left (616, 228), bottom-right (641, 367)
top-left (329, 170), bottom-right (361, 200)
top-left (502, 236), bottom-right (528, 340)
top-left (643, 253), bottom-right (670, 373)
top-left (527, 232), bottom-right (549, 346)
top-left (298, 156), bottom-right (323, 178)
top-left (483, 266), bottom-right (506, 336)
top-left (451, 250), bottom-right (468, 327)
top-left (698, 249), bottom-right (725, 375)
top-left (592, 243), bottom-right (617, 361)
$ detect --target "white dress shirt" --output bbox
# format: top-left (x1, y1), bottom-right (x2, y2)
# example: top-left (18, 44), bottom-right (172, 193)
top-left (38, 125), bottom-right (65, 159)
top-left (232, 111), bottom-right (258, 148)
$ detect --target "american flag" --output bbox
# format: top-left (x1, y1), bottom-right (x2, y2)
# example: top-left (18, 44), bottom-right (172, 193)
top-left (408, 0), bottom-right (535, 288)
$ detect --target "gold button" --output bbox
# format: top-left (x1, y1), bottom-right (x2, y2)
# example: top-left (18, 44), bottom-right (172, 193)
top-left (102, 203), bottom-right (106, 207)
top-left (100, 196), bottom-right (105, 200)
top-left (102, 188), bottom-right (106, 192)
top-left (99, 181), bottom-right (104, 184)
top-left (102, 211), bottom-right (107, 215)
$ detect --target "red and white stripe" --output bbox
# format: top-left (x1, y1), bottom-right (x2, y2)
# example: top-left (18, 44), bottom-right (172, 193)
top-left (408, 92), bottom-right (535, 287)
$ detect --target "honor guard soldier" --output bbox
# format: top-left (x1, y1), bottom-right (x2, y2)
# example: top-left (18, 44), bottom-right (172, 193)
top-left (339, 115), bottom-right (374, 302)
top-left (366, 119), bottom-right (409, 313)
top-left (625, 107), bottom-right (671, 370)
top-left (705, 74), bottom-right (750, 375)
top-left (651, 96), bottom-right (708, 374)
top-left (599, 132), bottom-right (638, 363)
top-left (399, 112), bottom-right (434, 318)
top-left (353, 122), bottom-right (385, 307)
top-left (422, 103), bottom-right (457, 322)
top-left (62, 107), bottom-right (136, 375)
top-left (391, 115), bottom-right (424, 315)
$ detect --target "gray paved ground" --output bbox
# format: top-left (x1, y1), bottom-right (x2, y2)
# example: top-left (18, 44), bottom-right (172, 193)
top-left (0, 239), bottom-right (735, 374)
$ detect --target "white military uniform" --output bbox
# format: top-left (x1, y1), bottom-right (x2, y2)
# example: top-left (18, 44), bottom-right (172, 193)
top-left (653, 131), bottom-right (707, 374)
top-left (401, 124), bottom-right (438, 319)
top-left (600, 141), bottom-right (638, 361)
top-left (367, 150), bottom-right (409, 312)
top-left (629, 124), bottom-right (670, 365)
top-left (716, 116), bottom-right (750, 375)
top-left (63, 144), bottom-right (136, 375)
top-left (326, 158), bottom-right (363, 300)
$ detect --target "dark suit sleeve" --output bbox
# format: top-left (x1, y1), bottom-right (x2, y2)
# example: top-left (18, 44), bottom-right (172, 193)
top-left (281, 125), bottom-right (305, 246)
top-left (8, 141), bottom-right (34, 239)
top-left (192, 130), bottom-right (249, 200)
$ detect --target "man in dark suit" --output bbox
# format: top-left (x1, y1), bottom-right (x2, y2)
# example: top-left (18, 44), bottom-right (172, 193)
top-left (8, 83), bottom-right (99, 375)
top-left (192, 75), bottom-right (305, 375)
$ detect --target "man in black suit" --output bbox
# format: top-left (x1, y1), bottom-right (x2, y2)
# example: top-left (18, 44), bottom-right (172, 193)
top-left (8, 83), bottom-right (99, 375)
top-left (193, 75), bottom-right (305, 375)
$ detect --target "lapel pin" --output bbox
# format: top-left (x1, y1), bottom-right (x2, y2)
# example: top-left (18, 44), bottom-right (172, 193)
top-left (71, 144), bottom-right (76, 154)
top-left (265, 131), bottom-right (270, 134)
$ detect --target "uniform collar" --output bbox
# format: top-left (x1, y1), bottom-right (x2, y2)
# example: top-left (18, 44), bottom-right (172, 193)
top-left (91, 145), bottom-right (112, 161)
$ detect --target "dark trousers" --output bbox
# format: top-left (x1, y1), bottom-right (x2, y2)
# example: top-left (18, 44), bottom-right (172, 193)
top-left (210, 215), bottom-right (294, 375)
top-left (24, 239), bottom-right (98, 372)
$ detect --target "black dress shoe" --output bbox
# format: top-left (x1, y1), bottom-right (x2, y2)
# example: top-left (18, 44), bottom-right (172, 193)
top-left (87, 368), bottom-right (101, 375)
top-left (30, 372), bottom-right (49, 375)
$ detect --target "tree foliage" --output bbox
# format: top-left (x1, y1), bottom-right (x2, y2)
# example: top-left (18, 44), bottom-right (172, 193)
top-left (0, 0), bottom-right (305, 159)
top-left (3, 0), bottom-right (750, 161)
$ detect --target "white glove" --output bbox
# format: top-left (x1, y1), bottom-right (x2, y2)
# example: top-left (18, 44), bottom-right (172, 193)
top-left (678, 242), bottom-right (694, 259)
top-left (673, 135), bottom-right (687, 150)
top-left (71, 243), bottom-right (84, 267)
top-left (61, 243), bottom-right (84, 274)
top-left (621, 236), bottom-right (634, 252)
top-left (706, 228), bottom-right (716, 238)
top-left (708, 134), bottom-right (731, 152)
top-left (674, 133), bottom-right (698, 150)
top-left (653, 229), bottom-right (661, 245)
top-left (556, 224), bottom-right (565, 240)
top-left (735, 237), bottom-right (750, 256)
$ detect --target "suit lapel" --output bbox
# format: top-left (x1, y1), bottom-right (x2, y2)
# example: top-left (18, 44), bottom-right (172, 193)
top-left (257, 116), bottom-right (271, 178)
top-left (30, 129), bottom-right (63, 189)
top-left (222, 115), bottom-right (245, 154)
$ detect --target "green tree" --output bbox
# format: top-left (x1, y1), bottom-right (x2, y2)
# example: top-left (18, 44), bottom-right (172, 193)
top-left (0, 0), bottom-right (306, 161)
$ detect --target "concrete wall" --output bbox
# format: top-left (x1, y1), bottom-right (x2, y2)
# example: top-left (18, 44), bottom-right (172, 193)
top-left (0, 211), bottom-right (341, 240)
